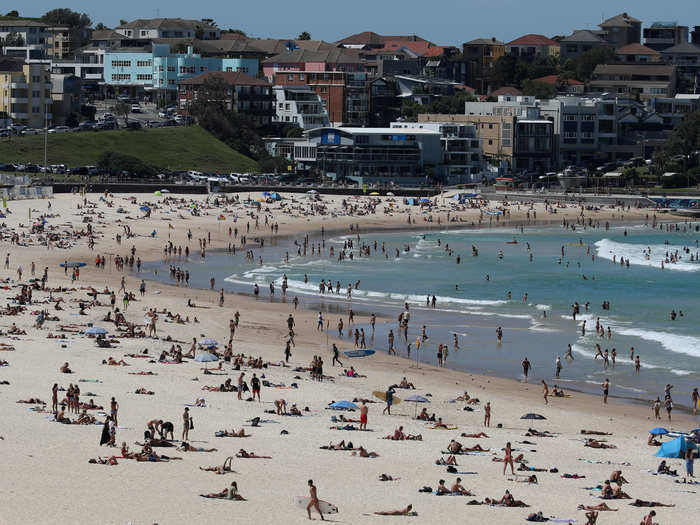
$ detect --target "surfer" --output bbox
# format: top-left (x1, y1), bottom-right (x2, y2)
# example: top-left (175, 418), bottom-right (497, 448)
top-left (306, 479), bottom-right (324, 520)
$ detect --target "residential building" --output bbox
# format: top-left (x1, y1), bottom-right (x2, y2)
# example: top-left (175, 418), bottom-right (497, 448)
top-left (303, 126), bottom-right (442, 184)
top-left (272, 85), bottom-right (330, 129)
top-left (394, 75), bottom-right (463, 105)
top-left (368, 77), bottom-right (400, 127)
top-left (103, 44), bottom-right (258, 100)
top-left (615, 43), bottom-right (660, 63)
top-left (390, 120), bottom-right (485, 183)
top-left (692, 26), bottom-right (700, 46)
top-left (115, 18), bottom-right (220, 41)
top-left (599, 13), bottom-right (642, 47)
top-left (643, 22), bottom-right (688, 52)
top-left (660, 42), bottom-right (700, 91)
top-left (336, 32), bottom-right (431, 50)
top-left (532, 75), bottom-right (584, 94)
top-left (463, 38), bottom-right (505, 94)
top-left (177, 71), bottom-right (273, 126)
top-left (648, 94), bottom-right (700, 127)
top-left (0, 57), bottom-right (52, 127)
top-left (50, 73), bottom-right (81, 124)
top-left (559, 30), bottom-right (608, 62)
top-left (589, 63), bottom-right (677, 100)
top-left (0, 19), bottom-right (49, 60)
top-left (45, 26), bottom-right (72, 59)
top-left (506, 34), bottom-right (559, 59)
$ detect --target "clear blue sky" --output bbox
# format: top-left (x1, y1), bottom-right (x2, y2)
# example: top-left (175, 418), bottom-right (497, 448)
top-left (17, 1), bottom-right (700, 45)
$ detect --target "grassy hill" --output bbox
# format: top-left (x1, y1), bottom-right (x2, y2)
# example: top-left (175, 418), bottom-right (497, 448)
top-left (0, 126), bottom-right (259, 173)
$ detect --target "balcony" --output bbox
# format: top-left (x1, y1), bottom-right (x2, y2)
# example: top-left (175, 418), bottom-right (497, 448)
top-left (10, 82), bottom-right (28, 89)
top-left (9, 113), bottom-right (29, 119)
top-left (10, 97), bottom-right (28, 103)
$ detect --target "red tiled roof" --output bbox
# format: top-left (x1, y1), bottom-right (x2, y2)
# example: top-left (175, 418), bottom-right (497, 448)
top-left (615, 43), bottom-right (660, 55)
top-left (507, 34), bottom-right (559, 47)
top-left (178, 71), bottom-right (270, 86)
top-left (378, 40), bottom-right (454, 57)
top-left (533, 75), bottom-right (583, 85)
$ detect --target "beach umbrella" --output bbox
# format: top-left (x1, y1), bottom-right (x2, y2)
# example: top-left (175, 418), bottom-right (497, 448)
top-left (655, 436), bottom-right (697, 458)
top-left (307, 189), bottom-right (318, 194)
top-left (140, 205), bottom-right (151, 212)
top-left (369, 191), bottom-right (380, 196)
top-left (160, 189), bottom-right (170, 193)
top-left (404, 394), bottom-right (430, 417)
top-left (153, 191), bottom-right (162, 196)
top-left (520, 413), bottom-right (546, 420)
top-left (386, 192), bottom-right (395, 196)
top-left (329, 400), bottom-right (359, 411)
top-left (649, 427), bottom-right (669, 436)
top-left (198, 337), bottom-right (218, 347)
top-left (85, 326), bottom-right (108, 335)
top-left (194, 352), bottom-right (218, 362)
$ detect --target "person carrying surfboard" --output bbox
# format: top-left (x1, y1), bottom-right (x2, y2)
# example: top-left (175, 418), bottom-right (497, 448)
top-left (306, 479), bottom-right (324, 520)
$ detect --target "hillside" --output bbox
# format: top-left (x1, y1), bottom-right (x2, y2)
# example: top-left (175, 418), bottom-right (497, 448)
top-left (0, 126), bottom-right (259, 173)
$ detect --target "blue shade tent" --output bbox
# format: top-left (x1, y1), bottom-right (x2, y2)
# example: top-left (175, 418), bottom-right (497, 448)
top-left (269, 192), bottom-right (282, 201)
top-left (198, 337), bottom-right (218, 347)
top-left (655, 436), bottom-right (697, 458)
top-left (194, 352), bottom-right (219, 362)
top-left (140, 205), bottom-right (151, 212)
top-left (406, 198), bottom-right (417, 205)
top-left (404, 395), bottom-right (430, 403)
top-left (85, 326), bottom-right (108, 335)
top-left (329, 400), bottom-right (359, 410)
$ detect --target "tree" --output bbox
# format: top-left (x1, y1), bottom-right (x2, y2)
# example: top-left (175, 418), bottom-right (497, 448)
top-left (112, 101), bottom-right (130, 124)
top-left (522, 79), bottom-right (557, 99)
top-left (562, 47), bottom-right (615, 83)
top-left (41, 8), bottom-right (91, 48)
top-left (3, 32), bottom-right (24, 47)
top-left (95, 23), bottom-right (106, 31)
top-left (5, 10), bottom-right (19, 17)
top-left (224, 28), bottom-right (247, 37)
top-left (97, 151), bottom-right (157, 177)
top-left (297, 31), bottom-right (311, 40)
top-left (119, 19), bottom-right (127, 26)
top-left (653, 111), bottom-right (700, 184)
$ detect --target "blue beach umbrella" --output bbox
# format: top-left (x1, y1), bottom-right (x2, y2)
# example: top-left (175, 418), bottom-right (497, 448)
top-left (404, 394), bottom-right (430, 416)
top-left (649, 427), bottom-right (669, 436)
top-left (329, 400), bottom-right (359, 410)
top-left (655, 436), bottom-right (697, 458)
top-left (140, 205), bottom-right (151, 212)
top-left (194, 352), bottom-right (218, 362)
top-left (85, 326), bottom-right (108, 335)
top-left (198, 337), bottom-right (218, 347)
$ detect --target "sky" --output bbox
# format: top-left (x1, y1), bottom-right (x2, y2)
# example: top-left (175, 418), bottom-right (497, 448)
top-left (16, 1), bottom-right (700, 46)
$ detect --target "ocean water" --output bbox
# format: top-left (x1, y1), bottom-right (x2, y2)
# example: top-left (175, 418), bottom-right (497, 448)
top-left (143, 221), bottom-right (700, 408)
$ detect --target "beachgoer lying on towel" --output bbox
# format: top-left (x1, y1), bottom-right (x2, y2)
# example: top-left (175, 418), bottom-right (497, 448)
top-left (585, 439), bottom-right (616, 449)
top-left (351, 446), bottom-right (379, 458)
top-left (215, 429), bottom-right (249, 438)
top-left (629, 500), bottom-right (674, 508)
top-left (320, 440), bottom-right (354, 451)
top-left (461, 432), bottom-right (489, 438)
top-left (656, 460), bottom-right (677, 476)
top-left (200, 481), bottom-right (246, 500)
top-left (236, 449), bottom-right (271, 458)
top-left (374, 504), bottom-right (416, 516)
top-left (484, 490), bottom-right (529, 507)
top-left (518, 463), bottom-right (547, 472)
top-left (525, 428), bottom-right (554, 437)
top-left (378, 473), bottom-right (396, 481)
top-left (103, 357), bottom-right (128, 366)
top-left (178, 442), bottom-right (217, 452)
top-left (199, 456), bottom-right (234, 474)
top-left (88, 456), bottom-right (118, 465)
top-left (17, 398), bottom-right (45, 404)
top-left (435, 455), bottom-right (458, 466)
top-left (581, 430), bottom-right (612, 436)
top-left (135, 388), bottom-right (154, 395)
top-left (493, 453), bottom-right (524, 463)
top-left (384, 426), bottom-right (421, 440)
top-left (577, 503), bottom-right (617, 511)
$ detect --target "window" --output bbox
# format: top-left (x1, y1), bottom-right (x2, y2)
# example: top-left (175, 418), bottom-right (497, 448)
top-left (236, 67), bottom-right (248, 73)
top-left (488, 139), bottom-right (493, 145)
top-left (299, 73), bottom-right (305, 80)
top-left (167, 65), bottom-right (176, 72)
top-left (136, 74), bottom-right (152, 81)
top-left (226, 67), bottom-right (232, 72)
top-left (112, 73), bottom-right (131, 81)
top-left (140, 30), bottom-right (147, 37)
top-left (581, 115), bottom-right (594, 121)
top-left (355, 135), bottom-right (369, 144)
top-left (488, 123), bottom-right (493, 129)
top-left (158, 65), bottom-right (164, 72)
top-left (564, 114), bottom-right (577, 121)
top-left (136, 60), bottom-right (152, 67)
top-left (288, 74), bottom-right (294, 81)
top-left (32, 90), bottom-right (40, 97)
top-left (200, 66), bottom-right (207, 72)
top-left (111, 60), bottom-right (131, 68)
top-left (32, 105), bottom-right (40, 113)
top-left (321, 87), bottom-right (327, 93)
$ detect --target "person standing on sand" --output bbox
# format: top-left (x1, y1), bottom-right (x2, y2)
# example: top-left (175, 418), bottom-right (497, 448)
top-left (306, 480), bottom-right (324, 521)
top-left (237, 372), bottom-right (245, 400)
top-left (652, 397), bottom-right (661, 419)
top-left (602, 379), bottom-right (609, 404)
top-left (555, 356), bottom-right (562, 377)
top-left (692, 388), bottom-right (698, 417)
top-left (542, 380), bottom-right (549, 405)
top-left (484, 402), bottom-right (491, 427)
top-left (360, 401), bottom-right (368, 430)
top-left (51, 383), bottom-right (58, 414)
top-left (503, 442), bottom-right (515, 475)
top-left (522, 358), bottom-right (531, 382)
top-left (383, 388), bottom-right (394, 415)
top-left (182, 407), bottom-right (190, 441)
top-left (110, 397), bottom-right (119, 426)
top-left (332, 344), bottom-right (342, 367)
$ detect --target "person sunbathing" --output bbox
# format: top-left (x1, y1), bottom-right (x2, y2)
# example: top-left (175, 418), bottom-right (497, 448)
top-left (609, 470), bottom-right (628, 484)
top-left (432, 418), bottom-right (450, 429)
top-left (120, 443), bottom-right (138, 459)
top-left (511, 475), bottom-right (538, 484)
top-left (435, 455), bottom-right (458, 466)
top-left (178, 442), bottom-right (217, 452)
top-left (577, 503), bottom-right (617, 511)
top-left (629, 500), bottom-right (674, 508)
top-left (352, 446), bottom-right (379, 458)
top-left (215, 429), bottom-right (249, 438)
top-left (289, 404), bottom-right (302, 416)
top-left (585, 511), bottom-right (599, 525)
top-left (103, 357), bottom-right (128, 366)
top-left (200, 481), bottom-right (246, 500)
top-left (447, 440), bottom-right (462, 453)
top-left (656, 460), bottom-right (677, 476)
top-left (60, 362), bottom-right (72, 373)
top-left (398, 378), bottom-right (415, 389)
top-left (73, 410), bottom-right (96, 424)
top-left (486, 490), bottom-right (528, 507)
top-left (585, 439), bottom-right (616, 449)
top-left (17, 398), bottom-right (45, 404)
top-left (493, 453), bottom-right (524, 463)
top-left (581, 430), bottom-right (612, 436)
top-left (135, 388), bottom-right (154, 395)
top-left (525, 428), bottom-right (553, 437)
top-left (451, 478), bottom-right (473, 495)
top-left (200, 456), bottom-right (234, 474)
top-left (129, 371), bottom-right (156, 376)
top-left (435, 480), bottom-right (450, 495)
top-left (374, 504), bottom-right (415, 516)
top-left (647, 434), bottom-right (661, 446)
top-left (518, 463), bottom-right (546, 472)
top-left (88, 456), bottom-right (118, 465)
top-left (378, 473), bottom-right (396, 481)
top-left (236, 449), bottom-right (271, 458)
top-left (463, 444), bottom-right (489, 452)
top-left (461, 432), bottom-right (489, 438)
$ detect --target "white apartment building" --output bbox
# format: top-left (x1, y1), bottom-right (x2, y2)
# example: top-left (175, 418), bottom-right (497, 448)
top-left (0, 20), bottom-right (49, 60)
top-left (390, 120), bottom-right (485, 183)
top-left (272, 85), bottom-right (330, 129)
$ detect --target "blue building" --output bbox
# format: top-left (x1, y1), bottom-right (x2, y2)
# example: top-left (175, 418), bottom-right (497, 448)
top-left (103, 43), bottom-right (259, 100)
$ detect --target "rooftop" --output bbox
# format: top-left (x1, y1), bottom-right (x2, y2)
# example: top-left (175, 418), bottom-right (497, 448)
top-left (116, 18), bottom-right (217, 31)
top-left (0, 56), bottom-right (25, 72)
top-left (600, 12), bottom-right (641, 27)
top-left (615, 43), bottom-right (660, 55)
top-left (263, 48), bottom-right (363, 64)
top-left (91, 29), bottom-right (126, 41)
top-left (0, 18), bottom-right (46, 28)
top-left (378, 40), bottom-right (453, 57)
top-left (178, 71), bottom-right (270, 86)
top-left (489, 86), bottom-right (523, 97)
top-left (533, 75), bottom-right (583, 86)
top-left (661, 42), bottom-right (700, 55)
top-left (592, 64), bottom-right (675, 76)
top-left (464, 37), bottom-right (504, 46)
top-left (336, 31), bottom-right (431, 46)
top-left (560, 30), bottom-right (605, 43)
top-left (507, 34), bottom-right (559, 47)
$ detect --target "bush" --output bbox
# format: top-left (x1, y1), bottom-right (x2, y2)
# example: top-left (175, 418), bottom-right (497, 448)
top-left (97, 151), bottom-right (157, 177)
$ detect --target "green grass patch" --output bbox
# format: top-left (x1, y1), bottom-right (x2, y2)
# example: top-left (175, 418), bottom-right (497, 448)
top-left (0, 125), bottom-right (259, 173)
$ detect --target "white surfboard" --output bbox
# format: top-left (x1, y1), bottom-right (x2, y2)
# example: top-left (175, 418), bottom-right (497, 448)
top-left (294, 496), bottom-right (339, 514)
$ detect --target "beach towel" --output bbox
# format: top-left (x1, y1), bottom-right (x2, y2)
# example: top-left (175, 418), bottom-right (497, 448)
top-left (441, 450), bottom-right (493, 456)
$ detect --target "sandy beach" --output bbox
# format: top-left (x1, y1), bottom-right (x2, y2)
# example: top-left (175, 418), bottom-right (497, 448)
top-left (1, 191), bottom-right (697, 525)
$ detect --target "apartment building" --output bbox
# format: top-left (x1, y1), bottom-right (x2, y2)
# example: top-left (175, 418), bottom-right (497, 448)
top-left (336, 32), bottom-right (431, 50)
top-left (0, 57), bottom-right (52, 127)
top-left (559, 30), bottom-right (608, 62)
top-left (103, 44), bottom-right (258, 99)
top-left (272, 85), bottom-right (330, 129)
top-left (390, 121), bottom-right (485, 183)
top-left (660, 42), bottom-right (700, 91)
top-left (589, 63), bottom-right (677, 100)
top-left (648, 94), bottom-right (700, 127)
top-left (0, 19), bottom-right (49, 60)
top-left (45, 26), bottom-right (72, 59)
top-left (615, 44), bottom-right (660, 63)
top-left (643, 22), bottom-right (689, 52)
top-left (599, 13), bottom-right (642, 47)
top-left (463, 38), bottom-right (505, 94)
top-left (177, 71), bottom-right (273, 126)
top-left (50, 73), bottom-right (81, 125)
top-left (506, 34), bottom-right (559, 59)
top-left (116, 18), bottom-right (220, 40)
top-left (304, 126), bottom-right (441, 184)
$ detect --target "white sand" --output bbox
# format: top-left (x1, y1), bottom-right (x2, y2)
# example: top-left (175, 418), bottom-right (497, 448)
top-left (0, 192), bottom-right (694, 525)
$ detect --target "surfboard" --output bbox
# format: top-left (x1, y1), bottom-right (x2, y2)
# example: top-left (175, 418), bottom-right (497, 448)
top-left (373, 390), bottom-right (401, 405)
top-left (343, 349), bottom-right (376, 358)
top-left (294, 496), bottom-right (339, 514)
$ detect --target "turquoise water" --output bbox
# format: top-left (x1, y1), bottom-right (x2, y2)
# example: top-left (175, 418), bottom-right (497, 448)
top-left (144, 222), bottom-right (700, 407)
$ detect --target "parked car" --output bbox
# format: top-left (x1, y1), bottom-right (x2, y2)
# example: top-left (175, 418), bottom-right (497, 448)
top-left (125, 121), bottom-right (142, 130)
top-left (48, 126), bottom-right (70, 134)
top-left (21, 128), bottom-right (43, 135)
top-left (102, 112), bottom-right (115, 121)
top-left (131, 104), bottom-right (141, 113)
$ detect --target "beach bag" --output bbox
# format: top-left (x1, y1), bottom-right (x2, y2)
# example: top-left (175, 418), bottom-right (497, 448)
top-left (189, 418), bottom-right (194, 430)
